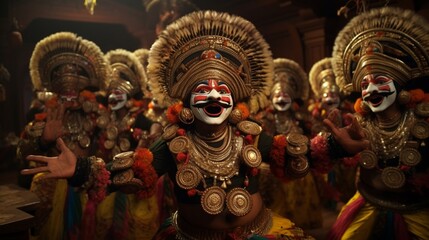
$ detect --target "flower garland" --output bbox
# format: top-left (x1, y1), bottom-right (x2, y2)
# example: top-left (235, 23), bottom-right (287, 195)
top-left (132, 147), bottom-right (158, 199)
top-left (269, 134), bottom-right (289, 180)
top-left (80, 90), bottom-right (96, 102)
top-left (81, 157), bottom-right (110, 240)
top-left (166, 102), bottom-right (183, 124)
top-left (310, 134), bottom-right (333, 174)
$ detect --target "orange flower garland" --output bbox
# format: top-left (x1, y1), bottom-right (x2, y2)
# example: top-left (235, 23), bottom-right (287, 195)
top-left (166, 102), bottom-right (183, 124)
top-left (269, 134), bottom-right (289, 180)
top-left (132, 148), bottom-right (158, 199)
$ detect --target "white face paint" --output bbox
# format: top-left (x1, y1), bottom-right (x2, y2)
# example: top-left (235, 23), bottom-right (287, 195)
top-left (190, 79), bottom-right (233, 125)
top-left (321, 91), bottom-right (340, 112)
top-left (271, 90), bottom-right (292, 111)
top-left (108, 89), bottom-right (127, 111)
top-left (361, 74), bottom-right (397, 113)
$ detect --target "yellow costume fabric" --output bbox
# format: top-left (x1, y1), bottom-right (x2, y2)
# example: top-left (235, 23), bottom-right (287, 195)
top-left (95, 192), bottom-right (159, 240)
top-left (336, 192), bottom-right (429, 240)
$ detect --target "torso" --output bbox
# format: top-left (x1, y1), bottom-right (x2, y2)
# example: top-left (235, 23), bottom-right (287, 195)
top-left (178, 192), bottom-right (264, 229)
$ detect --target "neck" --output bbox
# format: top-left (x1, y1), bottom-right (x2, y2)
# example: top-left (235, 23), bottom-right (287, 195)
top-left (193, 119), bottom-right (228, 141)
top-left (115, 107), bottom-right (128, 119)
top-left (375, 103), bottom-right (402, 129)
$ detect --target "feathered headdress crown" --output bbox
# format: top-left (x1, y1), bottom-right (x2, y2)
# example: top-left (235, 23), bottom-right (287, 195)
top-left (332, 7), bottom-right (429, 95)
top-left (29, 32), bottom-right (107, 94)
top-left (309, 57), bottom-right (338, 99)
top-left (105, 49), bottom-right (148, 97)
top-left (147, 11), bottom-right (273, 113)
top-left (272, 58), bottom-right (309, 101)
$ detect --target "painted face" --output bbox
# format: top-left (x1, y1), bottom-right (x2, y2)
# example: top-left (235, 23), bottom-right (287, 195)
top-left (108, 89), bottom-right (127, 111)
top-left (361, 74), bottom-right (397, 112)
top-left (190, 79), bottom-right (233, 125)
top-left (59, 90), bottom-right (80, 109)
top-left (271, 90), bottom-right (292, 111)
top-left (321, 91), bottom-right (340, 111)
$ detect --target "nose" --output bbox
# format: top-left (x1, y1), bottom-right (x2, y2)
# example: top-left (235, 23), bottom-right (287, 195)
top-left (366, 82), bottom-right (379, 93)
top-left (207, 89), bottom-right (221, 100)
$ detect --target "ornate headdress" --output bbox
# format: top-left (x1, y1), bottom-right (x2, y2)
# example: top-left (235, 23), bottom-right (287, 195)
top-left (105, 49), bottom-right (149, 98)
top-left (29, 32), bottom-right (108, 94)
top-left (147, 11), bottom-right (273, 113)
top-left (272, 58), bottom-right (309, 101)
top-left (332, 7), bottom-right (429, 95)
top-left (134, 48), bottom-right (150, 70)
top-left (309, 57), bottom-right (338, 99)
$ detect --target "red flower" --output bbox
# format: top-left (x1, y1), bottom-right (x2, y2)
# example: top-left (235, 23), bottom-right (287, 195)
top-left (187, 189), bottom-right (197, 197)
top-left (176, 152), bottom-right (187, 162)
top-left (176, 128), bottom-right (186, 136)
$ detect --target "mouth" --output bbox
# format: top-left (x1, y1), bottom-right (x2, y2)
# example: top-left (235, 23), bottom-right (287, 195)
top-left (363, 93), bottom-right (385, 107)
top-left (204, 103), bottom-right (223, 117)
top-left (323, 98), bottom-right (339, 107)
top-left (193, 101), bottom-right (231, 117)
top-left (275, 100), bottom-right (291, 108)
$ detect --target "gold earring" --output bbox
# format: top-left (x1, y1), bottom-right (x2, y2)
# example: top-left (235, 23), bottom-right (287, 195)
top-left (179, 107), bottom-right (194, 124)
top-left (228, 108), bottom-right (243, 124)
top-left (398, 90), bottom-right (411, 105)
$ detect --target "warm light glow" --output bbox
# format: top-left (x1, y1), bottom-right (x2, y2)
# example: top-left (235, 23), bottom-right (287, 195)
top-left (84, 0), bottom-right (97, 15)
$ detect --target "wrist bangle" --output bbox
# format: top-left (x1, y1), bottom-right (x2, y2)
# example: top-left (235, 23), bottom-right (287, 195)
top-left (68, 157), bottom-right (90, 187)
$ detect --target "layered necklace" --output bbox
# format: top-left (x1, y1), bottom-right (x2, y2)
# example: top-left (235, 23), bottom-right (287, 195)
top-left (359, 110), bottom-right (420, 189)
top-left (169, 121), bottom-right (263, 216)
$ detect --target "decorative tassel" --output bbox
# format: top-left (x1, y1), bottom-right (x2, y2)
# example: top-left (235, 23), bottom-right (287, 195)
top-left (111, 192), bottom-right (130, 239)
top-left (65, 187), bottom-right (82, 240)
top-left (327, 195), bottom-right (366, 240)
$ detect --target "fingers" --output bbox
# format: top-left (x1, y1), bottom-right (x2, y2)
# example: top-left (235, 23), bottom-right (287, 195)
top-left (56, 103), bottom-right (65, 121)
top-left (46, 107), bottom-right (53, 121)
top-left (323, 118), bottom-right (339, 135)
top-left (56, 138), bottom-right (69, 153)
top-left (20, 166), bottom-right (49, 175)
top-left (26, 154), bottom-right (50, 163)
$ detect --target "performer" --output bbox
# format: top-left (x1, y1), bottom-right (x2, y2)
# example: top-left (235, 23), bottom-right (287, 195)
top-left (134, 47), bottom-right (178, 225)
top-left (314, 7), bottom-right (429, 239)
top-left (21, 11), bottom-right (317, 239)
top-left (16, 32), bottom-right (109, 239)
top-left (308, 57), bottom-right (358, 208)
top-left (256, 58), bottom-right (323, 230)
top-left (95, 48), bottom-right (160, 239)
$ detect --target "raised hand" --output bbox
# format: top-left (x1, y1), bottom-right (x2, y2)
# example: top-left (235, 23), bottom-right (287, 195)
top-left (21, 138), bottom-right (77, 179)
top-left (323, 110), bottom-right (369, 156)
top-left (41, 103), bottom-right (65, 144)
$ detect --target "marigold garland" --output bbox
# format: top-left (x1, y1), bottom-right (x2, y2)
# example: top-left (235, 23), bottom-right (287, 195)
top-left (88, 157), bottom-right (110, 204)
top-left (269, 135), bottom-right (287, 179)
top-left (235, 102), bottom-right (250, 120)
top-left (80, 90), bottom-right (96, 101)
top-left (310, 134), bottom-right (333, 174)
top-left (353, 98), bottom-right (366, 116)
top-left (166, 102), bottom-right (183, 124)
top-left (132, 148), bottom-right (158, 199)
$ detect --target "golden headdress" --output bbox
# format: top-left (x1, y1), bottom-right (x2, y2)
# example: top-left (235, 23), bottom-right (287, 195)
top-left (332, 7), bottom-right (429, 95)
top-left (147, 10), bottom-right (273, 113)
top-left (29, 32), bottom-right (108, 94)
top-left (272, 58), bottom-right (309, 101)
top-left (105, 49), bottom-right (149, 98)
top-left (309, 57), bottom-right (338, 99)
